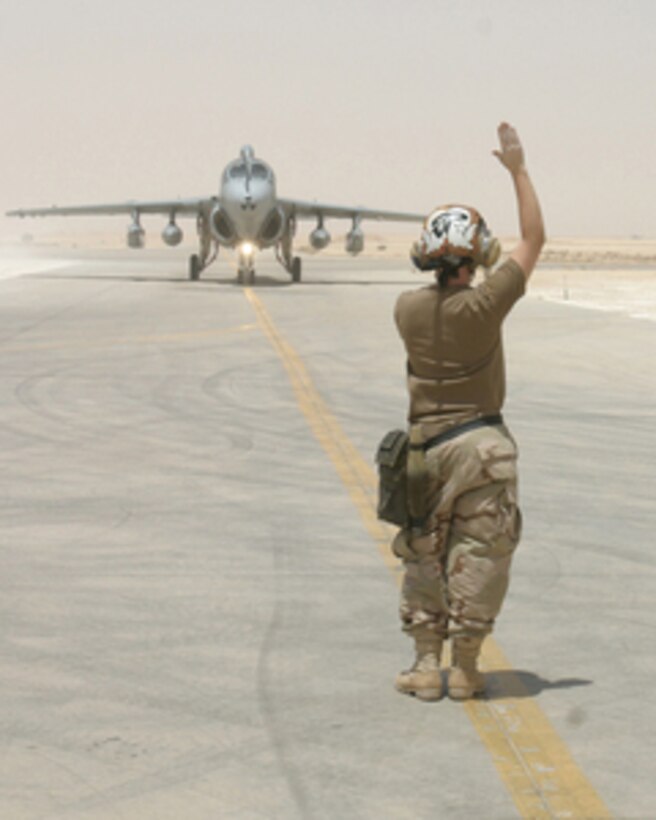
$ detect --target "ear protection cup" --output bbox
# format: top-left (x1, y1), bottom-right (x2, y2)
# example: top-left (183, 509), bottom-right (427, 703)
top-left (478, 235), bottom-right (501, 268)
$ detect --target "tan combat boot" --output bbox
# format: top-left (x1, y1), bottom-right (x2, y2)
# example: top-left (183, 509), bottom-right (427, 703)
top-left (395, 636), bottom-right (443, 702)
top-left (448, 635), bottom-right (486, 700)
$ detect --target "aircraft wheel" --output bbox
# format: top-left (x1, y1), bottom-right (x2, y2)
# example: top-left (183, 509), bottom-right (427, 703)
top-left (189, 254), bottom-right (201, 281)
top-left (238, 267), bottom-right (255, 286)
top-left (291, 256), bottom-right (302, 283)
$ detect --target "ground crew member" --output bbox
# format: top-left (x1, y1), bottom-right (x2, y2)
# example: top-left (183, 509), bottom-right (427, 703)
top-left (393, 122), bottom-right (545, 701)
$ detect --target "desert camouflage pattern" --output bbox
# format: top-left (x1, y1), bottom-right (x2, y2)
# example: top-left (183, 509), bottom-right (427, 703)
top-left (392, 423), bottom-right (521, 640)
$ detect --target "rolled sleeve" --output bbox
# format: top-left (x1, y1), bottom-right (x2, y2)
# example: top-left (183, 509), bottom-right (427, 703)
top-left (474, 259), bottom-right (526, 321)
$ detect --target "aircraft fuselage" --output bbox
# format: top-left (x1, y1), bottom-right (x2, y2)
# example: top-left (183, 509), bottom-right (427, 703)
top-left (209, 145), bottom-right (286, 252)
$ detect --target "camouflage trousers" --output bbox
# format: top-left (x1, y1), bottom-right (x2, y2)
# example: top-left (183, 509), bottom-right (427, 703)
top-left (392, 424), bottom-right (522, 640)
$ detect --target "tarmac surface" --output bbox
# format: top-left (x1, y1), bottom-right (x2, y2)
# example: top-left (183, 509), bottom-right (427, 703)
top-left (0, 246), bottom-right (654, 819)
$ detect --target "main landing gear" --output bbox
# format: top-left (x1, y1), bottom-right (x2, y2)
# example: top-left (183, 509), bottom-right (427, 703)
top-left (277, 229), bottom-right (302, 283)
top-left (189, 254), bottom-right (202, 281)
top-left (189, 250), bottom-right (218, 281)
top-left (188, 215), bottom-right (217, 281)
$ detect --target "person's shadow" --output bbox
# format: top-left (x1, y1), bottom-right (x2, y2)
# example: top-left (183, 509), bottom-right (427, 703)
top-left (483, 669), bottom-right (592, 700)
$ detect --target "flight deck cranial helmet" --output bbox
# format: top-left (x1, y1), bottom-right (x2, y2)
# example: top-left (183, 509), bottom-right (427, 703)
top-left (410, 204), bottom-right (501, 274)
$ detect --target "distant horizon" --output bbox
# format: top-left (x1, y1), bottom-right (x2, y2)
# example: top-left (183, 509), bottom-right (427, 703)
top-left (3, 227), bottom-right (656, 247)
top-left (2, 0), bottom-right (656, 239)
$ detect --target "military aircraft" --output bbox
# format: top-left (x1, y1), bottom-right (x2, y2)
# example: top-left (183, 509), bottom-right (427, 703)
top-left (7, 145), bottom-right (423, 284)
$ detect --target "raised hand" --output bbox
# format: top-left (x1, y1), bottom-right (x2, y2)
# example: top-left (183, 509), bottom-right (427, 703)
top-left (493, 122), bottom-right (525, 174)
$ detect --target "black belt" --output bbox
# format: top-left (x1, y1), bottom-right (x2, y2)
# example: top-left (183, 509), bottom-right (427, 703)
top-left (409, 414), bottom-right (504, 452)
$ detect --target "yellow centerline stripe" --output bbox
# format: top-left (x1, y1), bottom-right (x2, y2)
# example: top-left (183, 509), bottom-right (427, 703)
top-left (245, 287), bottom-right (612, 820)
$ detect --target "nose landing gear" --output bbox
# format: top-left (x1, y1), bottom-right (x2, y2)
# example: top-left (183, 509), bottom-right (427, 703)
top-left (237, 245), bottom-right (256, 285)
top-left (237, 262), bottom-right (255, 285)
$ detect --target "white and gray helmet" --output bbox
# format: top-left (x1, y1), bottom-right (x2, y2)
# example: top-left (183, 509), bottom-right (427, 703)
top-left (411, 204), bottom-right (500, 272)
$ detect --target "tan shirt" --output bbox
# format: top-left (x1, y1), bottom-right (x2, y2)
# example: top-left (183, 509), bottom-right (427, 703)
top-left (394, 258), bottom-right (525, 435)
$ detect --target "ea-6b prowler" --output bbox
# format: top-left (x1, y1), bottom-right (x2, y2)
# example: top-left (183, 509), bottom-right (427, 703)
top-left (7, 146), bottom-right (424, 284)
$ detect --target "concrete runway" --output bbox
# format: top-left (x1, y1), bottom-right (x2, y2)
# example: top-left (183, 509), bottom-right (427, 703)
top-left (0, 247), bottom-right (654, 819)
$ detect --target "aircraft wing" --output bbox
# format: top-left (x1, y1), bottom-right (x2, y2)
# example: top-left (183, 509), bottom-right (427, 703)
top-left (277, 198), bottom-right (424, 223)
top-left (6, 198), bottom-right (212, 218)
top-left (8, 197), bottom-right (424, 223)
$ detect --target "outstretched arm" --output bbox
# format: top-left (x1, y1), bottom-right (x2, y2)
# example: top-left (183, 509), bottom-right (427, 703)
top-left (493, 122), bottom-right (545, 280)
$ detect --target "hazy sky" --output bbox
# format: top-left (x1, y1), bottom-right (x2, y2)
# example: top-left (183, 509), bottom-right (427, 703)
top-left (1, 0), bottom-right (655, 239)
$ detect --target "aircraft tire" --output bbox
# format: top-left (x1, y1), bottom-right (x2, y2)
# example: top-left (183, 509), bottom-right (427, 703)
top-left (238, 267), bottom-right (255, 286)
top-left (189, 254), bottom-right (201, 281)
top-left (291, 256), bottom-right (302, 283)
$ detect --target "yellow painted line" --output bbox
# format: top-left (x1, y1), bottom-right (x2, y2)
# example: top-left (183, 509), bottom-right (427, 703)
top-left (245, 287), bottom-right (612, 820)
top-left (244, 287), bottom-right (399, 578)
top-left (466, 640), bottom-right (612, 819)
top-left (0, 323), bottom-right (257, 353)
